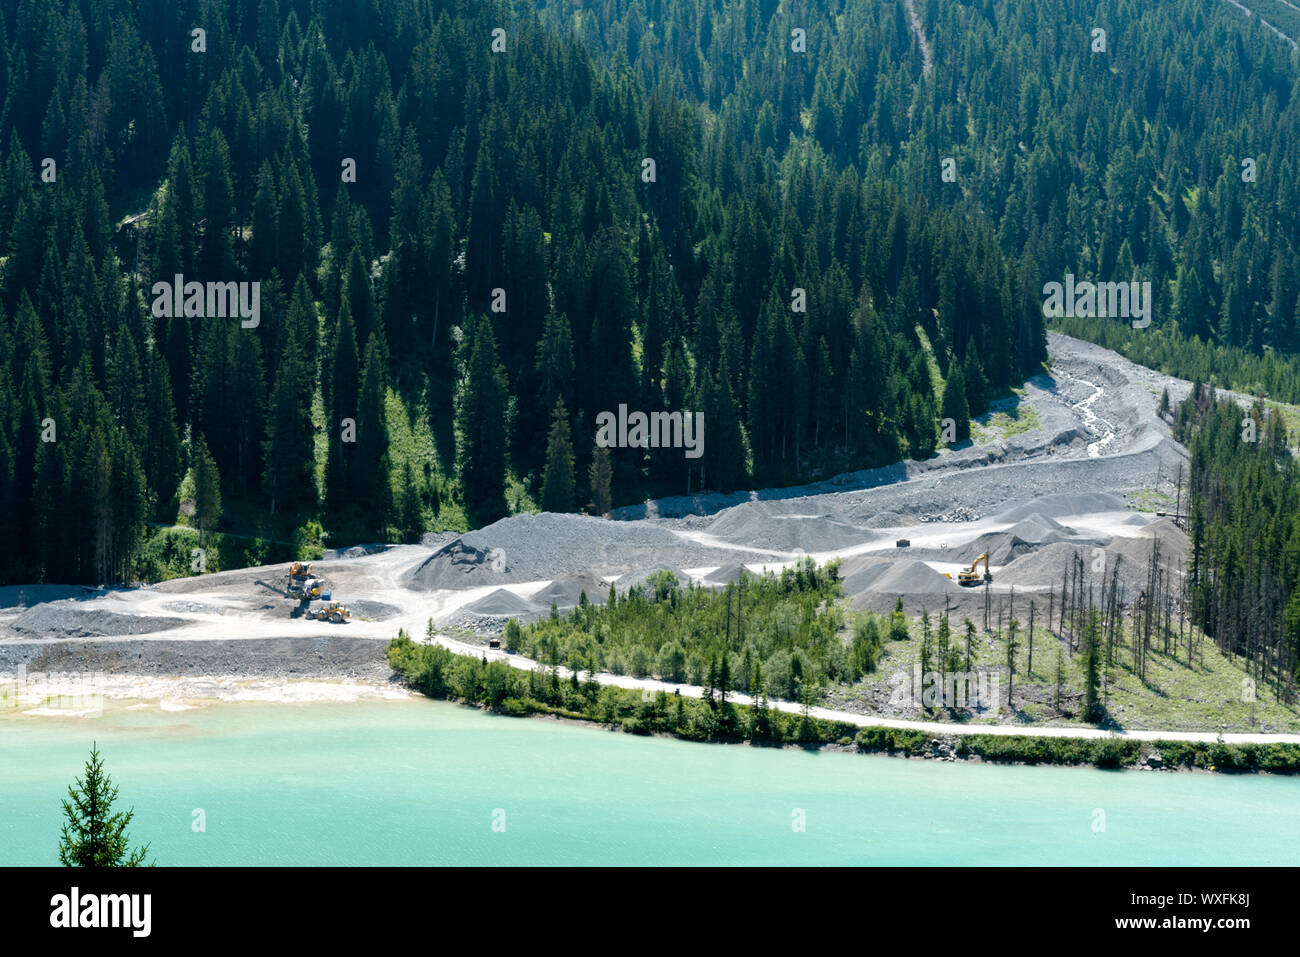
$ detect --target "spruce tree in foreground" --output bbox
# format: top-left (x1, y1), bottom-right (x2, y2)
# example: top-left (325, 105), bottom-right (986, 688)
top-left (58, 744), bottom-right (153, 867)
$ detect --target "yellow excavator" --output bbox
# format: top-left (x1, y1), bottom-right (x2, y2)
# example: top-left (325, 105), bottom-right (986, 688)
top-left (286, 562), bottom-right (327, 601)
top-left (945, 553), bottom-right (992, 587)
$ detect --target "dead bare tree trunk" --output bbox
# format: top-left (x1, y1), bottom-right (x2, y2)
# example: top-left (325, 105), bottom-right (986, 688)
top-left (1027, 600), bottom-right (1036, 677)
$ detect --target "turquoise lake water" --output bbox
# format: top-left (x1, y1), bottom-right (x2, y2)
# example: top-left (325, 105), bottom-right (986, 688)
top-left (3, 697), bottom-right (1298, 865)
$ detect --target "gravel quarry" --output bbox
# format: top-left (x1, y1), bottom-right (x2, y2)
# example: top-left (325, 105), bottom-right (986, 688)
top-left (0, 333), bottom-right (1207, 676)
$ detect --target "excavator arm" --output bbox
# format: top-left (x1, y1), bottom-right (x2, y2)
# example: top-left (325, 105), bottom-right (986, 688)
top-left (957, 553), bottom-right (992, 586)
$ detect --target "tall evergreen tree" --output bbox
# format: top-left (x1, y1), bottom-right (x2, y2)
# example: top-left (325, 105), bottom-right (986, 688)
top-left (192, 434), bottom-right (222, 550)
top-left (58, 745), bottom-right (152, 868)
top-left (940, 360), bottom-right (970, 443)
top-left (458, 319), bottom-right (509, 527)
top-left (355, 333), bottom-right (391, 536)
top-left (541, 398), bottom-right (575, 513)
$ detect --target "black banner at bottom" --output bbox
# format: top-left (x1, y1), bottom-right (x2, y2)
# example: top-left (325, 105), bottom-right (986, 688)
top-left (5, 866), bottom-right (1282, 943)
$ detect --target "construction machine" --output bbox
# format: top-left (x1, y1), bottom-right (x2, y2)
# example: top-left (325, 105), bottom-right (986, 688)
top-left (305, 600), bottom-right (351, 624)
top-left (286, 562), bottom-right (329, 602)
top-left (956, 553), bottom-right (992, 587)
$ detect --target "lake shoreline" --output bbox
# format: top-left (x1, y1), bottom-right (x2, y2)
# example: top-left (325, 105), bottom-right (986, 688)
top-left (385, 638), bottom-right (1300, 775)
top-left (441, 692), bottom-right (1294, 775)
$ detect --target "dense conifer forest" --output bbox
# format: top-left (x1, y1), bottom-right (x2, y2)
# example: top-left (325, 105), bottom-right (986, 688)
top-left (2, 0), bottom-right (1299, 589)
top-left (1175, 385), bottom-right (1300, 699)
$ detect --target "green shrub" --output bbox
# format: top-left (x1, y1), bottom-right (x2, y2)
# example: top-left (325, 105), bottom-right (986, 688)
top-left (1091, 737), bottom-right (1130, 769)
top-left (292, 520), bottom-right (326, 560)
top-left (133, 526), bottom-right (204, 582)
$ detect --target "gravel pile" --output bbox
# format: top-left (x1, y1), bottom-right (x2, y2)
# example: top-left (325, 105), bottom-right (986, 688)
top-left (322, 543), bottom-right (394, 560)
top-left (0, 636), bottom-right (389, 679)
top-left (868, 560), bottom-right (962, 595)
top-left (1106, 519), bottom-right (1190, 569)
top-left (954, 533), bottom-right (1027, 565)
top-left (990, 491), bottom-right (1128, 524)
top-left (996, 523), bottom-right (1188, 591)
top-left (0, 585), bottom-right (97, 609)
top-left (532, 576), bottom-right (608, 609)
top-left (444, 613), bottom-right (514, 635)
top-left (840, 563), bottom-right (896, 597)
top-left (404, 513), bottom-right (751, 590)
top-left (343, 600), bottom-right (401, 621)
top-left (9, 605), bottom-right (187, 639)
top-left (706, 501), bottom-right (869, 551)
top-left (703, 563), bottom-right (749, 584)
top-left (859, 510), bottom-right (911, 529)
top-left (402, 540), bottom-right (508, 589)
top-left (463, 588), bottom-right (541, 618)
top-left (952, 516), bottom-right (1092, 564)
top-left (996, 543), bottom-right (1101, 589)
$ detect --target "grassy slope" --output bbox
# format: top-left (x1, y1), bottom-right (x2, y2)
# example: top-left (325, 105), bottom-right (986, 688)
top-left (825, 614), bottom-right (1300, 733)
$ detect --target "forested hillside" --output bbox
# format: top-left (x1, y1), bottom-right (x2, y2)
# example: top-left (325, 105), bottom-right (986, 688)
top-left (1175, 386), bottom-right (1300, 700)
top-left (555, 0), bottom-right (1300, 356)
top-left (2, 0), bottom-right (1298, 586)
top-left (0, 0), bottom-right (1046, 584)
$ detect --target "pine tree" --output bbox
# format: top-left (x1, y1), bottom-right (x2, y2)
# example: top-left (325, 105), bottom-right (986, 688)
top-left (355, 334), bottom-right (391, 535)
top-left (326, 300), bottom-right (359, 516)
top-left (705, 356), bottom-right (747, 492)
top-left (589, 443), bottom-right (612, 515)
top-left (751, 657), bottom-right (770, 739)
top-left (458, 319), bottom-right (509, 527)
top-left (963, 348), bottom-right (988, 416)
top-left (192, 434), bottom-right (222, 550)
top-left (58, 745), bottom-right (152, 867)
top-left (198, 128), bottom-right (237, 277)
top-left (225, 330), bottom-right (267, 491)
top-left (890, 596), bottom-right (909, 641)
top-left (531, 309), bottom-right (576, 476)
top-left (262, 349), bottom-right (315, 519)
top-left (250, 161), bottom-right (279, 279)
top-left (143, 351), bottom-right (181, 518)
top-left (941, 360), bottom-right (970, 443)
top-left (398, 459), bottom-right (422, 544)
top-left (83, 424), bottom-right (112, 585)
top-left (1082, 607), bottom-right (1104, 723)
top-left (541, 398), bottom-right (575, 513)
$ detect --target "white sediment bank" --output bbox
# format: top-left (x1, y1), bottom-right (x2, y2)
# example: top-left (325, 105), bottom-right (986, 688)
top-left (0, 670), bottom-right (410, 716)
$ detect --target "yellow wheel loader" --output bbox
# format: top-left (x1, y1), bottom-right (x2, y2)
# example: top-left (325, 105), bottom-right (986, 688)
top-left (306, 601), bottom-right (351, 624)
